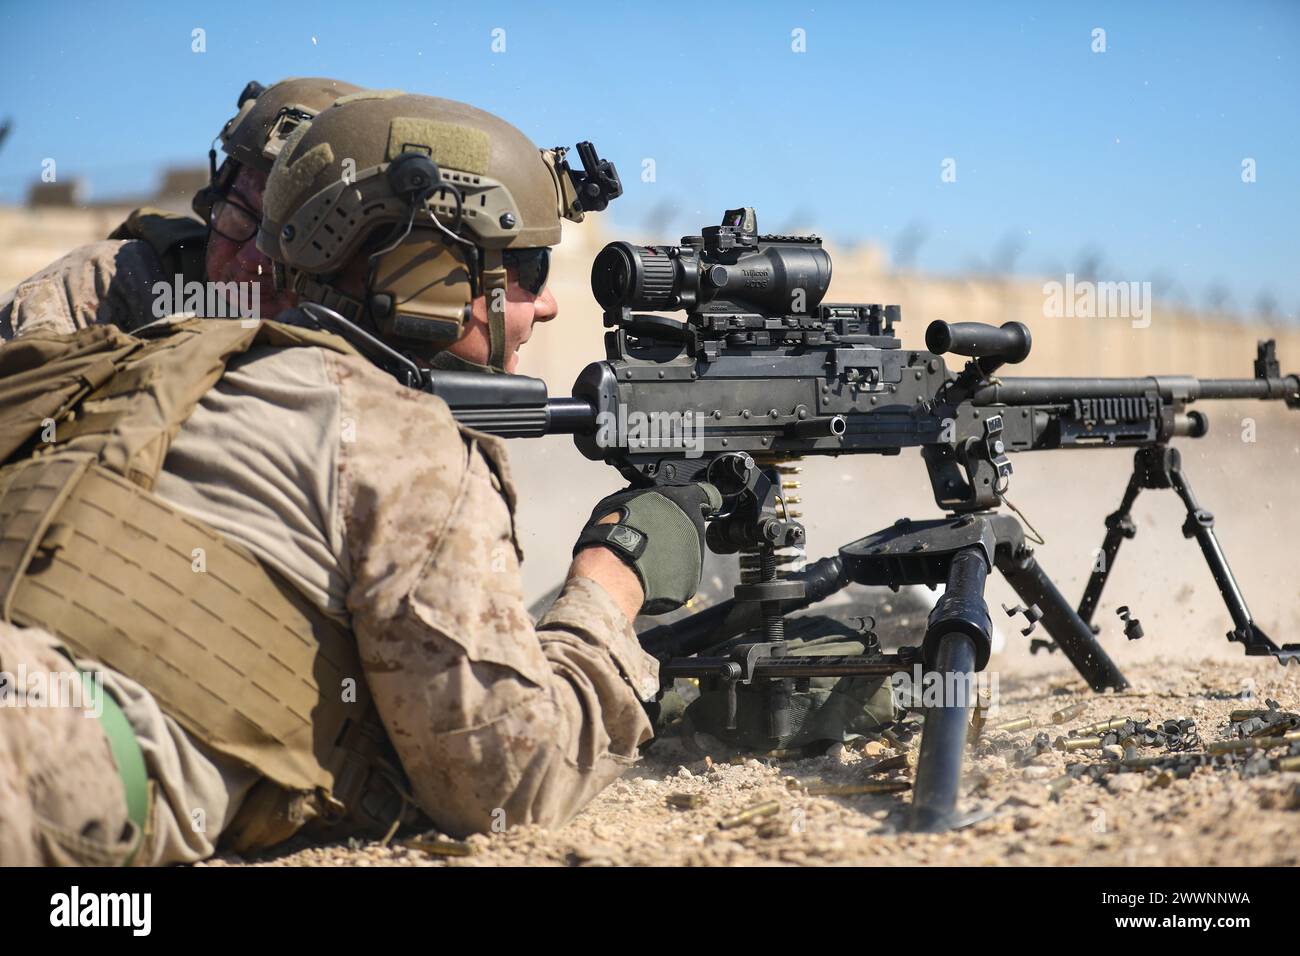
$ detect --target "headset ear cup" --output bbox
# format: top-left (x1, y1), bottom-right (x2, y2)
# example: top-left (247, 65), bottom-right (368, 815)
top-left (369, 233), bottom-right (474, 346)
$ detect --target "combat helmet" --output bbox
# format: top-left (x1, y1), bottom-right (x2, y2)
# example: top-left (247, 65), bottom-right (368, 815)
top-left (191, 76), bottom-right (365, 221)
top-left (256, 91), bottom-right (621, 373)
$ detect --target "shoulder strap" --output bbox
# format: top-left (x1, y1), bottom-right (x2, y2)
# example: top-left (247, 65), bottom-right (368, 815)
top-left (0, 317), bottom-right (360, 488)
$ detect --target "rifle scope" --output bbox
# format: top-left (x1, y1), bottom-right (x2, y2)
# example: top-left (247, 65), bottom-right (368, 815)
top-left (590, 208), bottom-right (833, 316)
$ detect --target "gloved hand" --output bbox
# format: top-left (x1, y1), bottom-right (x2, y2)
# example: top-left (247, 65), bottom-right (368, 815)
top-left (573, 482), bottom-right (722, 615)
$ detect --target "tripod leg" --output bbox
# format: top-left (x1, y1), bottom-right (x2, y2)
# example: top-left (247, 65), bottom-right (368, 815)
top-left (1077, 475), bottom-right (1142, 628)
top-left (911, 633), bottom-right (978, 832)
top-left (1165, 455), bottom-right (1282, 656)
top-left (911, 547), bottom-right (988, 832)
top-left (998, 549), bottom-right (1130, 691)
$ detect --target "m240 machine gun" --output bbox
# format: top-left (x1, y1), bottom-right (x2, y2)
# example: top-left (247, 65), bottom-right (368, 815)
top-left (311, 208), bottom-right (1300, 831)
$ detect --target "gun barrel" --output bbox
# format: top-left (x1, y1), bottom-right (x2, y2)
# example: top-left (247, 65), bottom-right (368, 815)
top-left (970, 375), bottom-right (1299, 405)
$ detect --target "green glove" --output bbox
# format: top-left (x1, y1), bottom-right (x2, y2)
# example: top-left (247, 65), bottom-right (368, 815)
top-left (574, 482), bottom-right (722, 615)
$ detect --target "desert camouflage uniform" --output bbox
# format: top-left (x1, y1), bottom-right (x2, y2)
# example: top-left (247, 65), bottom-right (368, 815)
top-left (0, 210), bottom-right (206, 341)
top-left (0, 329), bottom-right (656, 865)
top-left (0, 240), bottom-right (168, 341)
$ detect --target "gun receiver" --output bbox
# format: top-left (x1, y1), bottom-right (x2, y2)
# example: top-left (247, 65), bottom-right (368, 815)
top-left (341, 207), bottom-right (1299, 831)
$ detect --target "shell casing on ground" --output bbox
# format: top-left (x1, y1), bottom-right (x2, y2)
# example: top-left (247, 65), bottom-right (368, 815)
top-left (803, 781), bottom-right (911, 797)
top-left (1051, 703), bottom-right (1089, 725)
top-left (718, 800), bottom-right (781, 829)
top-left (1077, 718), bottom-right (1129, 736)
top-left (994, 716), bottom-right (1033, 733)
top-left (866, 753), bottom-right (913, 775)
top-left (402, 837), bottom-right (474, 857)
top-left (1206, 737), bottom-right (1288, 754)
top-left (1229, 709), bottom-right (1271, 721)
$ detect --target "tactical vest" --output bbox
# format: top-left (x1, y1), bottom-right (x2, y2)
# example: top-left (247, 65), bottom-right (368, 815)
top-left (0, 318), bottom-right (392, 851)
top-left (106, 208), bottom-right (209, 285)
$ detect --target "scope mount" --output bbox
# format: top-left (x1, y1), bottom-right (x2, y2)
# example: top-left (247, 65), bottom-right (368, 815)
top-left (603, 302), bottom-right (905, 364)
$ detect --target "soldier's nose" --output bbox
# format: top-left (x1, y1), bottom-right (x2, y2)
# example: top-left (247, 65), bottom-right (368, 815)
top-left (533, 288), bottom-right (559, 324)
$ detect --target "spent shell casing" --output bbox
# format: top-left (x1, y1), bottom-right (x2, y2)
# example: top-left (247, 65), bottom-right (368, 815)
top-left (994, 716), bottom-right (1033, 733)
top-left (666, 792), bottom-right (705, 809)
top-left (1077, 718), bottom-right (1129, 736)
top-left (880, 729), bottom-right (907, 750)
top-left (785, 776), bottom-right (822, 791)
top-left (1056, 736), bottom-right (1103, 751)
top-left (1052, 702), bottom-right (1089, 724)
top-left (1230, 709), bottom-right (1271, 721)
top-left (402, 837), bottom-right (474, 858)
top-left (865, 753), bottom-right (913, 775)
top-left (803, 781), bottom-right (911, 797)
top-left (1276, 755), bottom-right (1300, 772)
top-left (718, 800), bottom-right (781, 829)
top-left (762, 747), bottom-right (806, 760)
top-left (1121, 754), bottom-right (1182, 770)
top-left (1249, 721), bottom-right (1289, 739)
top-left (1206, 737), bottom-right (1288, 754)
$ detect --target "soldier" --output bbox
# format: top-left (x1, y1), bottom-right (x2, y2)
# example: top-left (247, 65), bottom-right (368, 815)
top-left (0, 76), bottom-right (362, 341)
top-left (0, 91), bottom-right (718, 865)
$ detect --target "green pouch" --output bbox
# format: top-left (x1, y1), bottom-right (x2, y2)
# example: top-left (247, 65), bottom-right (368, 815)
top-left (660, 616), bottom-right (898, 752)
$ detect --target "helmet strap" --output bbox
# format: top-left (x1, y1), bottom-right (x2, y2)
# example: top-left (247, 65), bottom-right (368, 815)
top-left (481, 248), bottom-right (509, 372)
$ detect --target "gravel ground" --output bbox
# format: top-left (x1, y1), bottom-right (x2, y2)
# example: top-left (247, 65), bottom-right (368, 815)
top-left (210, 656), bottom-right (1300, 868)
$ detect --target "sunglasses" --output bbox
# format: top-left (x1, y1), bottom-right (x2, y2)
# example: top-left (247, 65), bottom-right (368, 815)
top-left (503, 247), bottom-right (551, 295)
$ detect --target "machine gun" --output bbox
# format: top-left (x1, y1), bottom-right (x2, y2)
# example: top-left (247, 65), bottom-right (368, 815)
top-left (306, 208), bottom-right (1300, 832)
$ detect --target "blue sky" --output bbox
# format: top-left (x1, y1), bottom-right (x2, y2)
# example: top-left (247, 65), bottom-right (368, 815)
top-left (2, 1), bottom-right (1297, 314)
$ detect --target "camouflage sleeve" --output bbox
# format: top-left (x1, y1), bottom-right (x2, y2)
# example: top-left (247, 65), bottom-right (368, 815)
top-left (0, 239), bottom-right (167, 341)
top-left (323, 351), bottom-right (656, 837)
